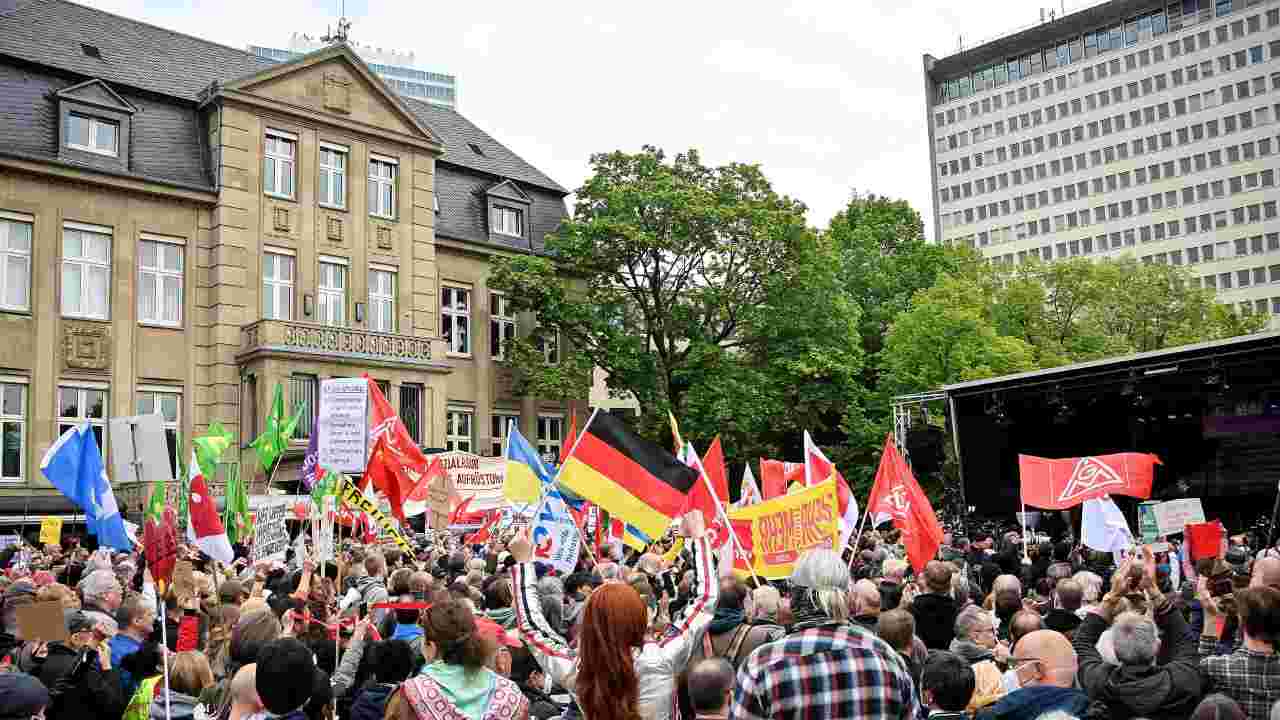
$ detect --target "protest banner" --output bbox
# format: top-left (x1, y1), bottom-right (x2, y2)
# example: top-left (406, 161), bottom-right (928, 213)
top-left (531, 491), bottom-right (581, 574)
top-left (0, 534), bottom-right (20, 550)
top-left (318, 377), bottom-right (368, 474)
top-left (427, 451), bottom-right (506, 511)
top-left (38, 517), bottom-right (62, 546)
top-left (1137, 501), bottom-right (1161, 544)
top-left (338, 476), bottom-right (412, 553)
top-left (727, 479), bottom-right (838, 580)
top-left (1152, 498), bottom-right (1206, 537)
top-left (251, 502), bottom-right (290, 563)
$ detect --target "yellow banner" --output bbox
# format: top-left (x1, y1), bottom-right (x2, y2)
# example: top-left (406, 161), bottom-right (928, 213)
top-left (39, 517), bottom-right (63, 546)
top-left (339, 479), bottom-right (413, 553)
top-left (728, 479), bottom-right (838, 580)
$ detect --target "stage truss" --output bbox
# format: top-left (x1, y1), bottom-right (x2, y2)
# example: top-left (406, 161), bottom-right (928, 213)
top-left (890, 390), bottom-right (968, 536)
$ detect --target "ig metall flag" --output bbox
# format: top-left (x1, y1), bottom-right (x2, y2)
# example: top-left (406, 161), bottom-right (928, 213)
top-left (530, 488), bottom-right (581, 574)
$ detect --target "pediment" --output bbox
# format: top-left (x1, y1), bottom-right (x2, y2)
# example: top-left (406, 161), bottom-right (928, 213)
top-left (56, 79), bottom-right (137, 114)
top-left (222, 44), bottom-right (438, 143)
top-left (486, 179), bottom-right (531, 204)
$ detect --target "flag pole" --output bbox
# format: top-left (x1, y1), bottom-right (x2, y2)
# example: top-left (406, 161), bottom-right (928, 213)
top-left (847, 507), bottom-right (871, 570)
top-left (693, 449), bottom-right (760, 587)
top-left (159, 592), bottom-right (172, 720)
top-left (544, 408), bottom-right (601, 560)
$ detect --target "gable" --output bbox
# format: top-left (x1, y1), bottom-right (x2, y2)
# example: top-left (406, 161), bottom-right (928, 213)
top-left (56, 79), bottom-right (137, 114)
top-left (238, 57), bottom-right (423, 137)
top-left (486, 179), bottom-right (531, 204)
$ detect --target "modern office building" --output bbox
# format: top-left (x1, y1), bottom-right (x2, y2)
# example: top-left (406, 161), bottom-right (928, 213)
top-left (249, 33), bottom-right (457, 107)
top-left (924, 0), bottom-right (1280, 323)
top-left (0, 0), bottom-right (578, 517)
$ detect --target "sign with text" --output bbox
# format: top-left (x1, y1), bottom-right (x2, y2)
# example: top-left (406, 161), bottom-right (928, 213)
top-left (1152, 498), bottom-right (1206, 537)
top-left (426, 452), bottom-right (507, 511)
top-left (251, 503), bottom-right (289, 564)
top-left (1138, 501), bottom-right (1161, 544)
top-left (339, 476), bottom-right (412, 553)
top-left (313, 495), bottom-right (336, 563)
top-left (39, 517), bottom-right (63, 546)
top-left (728, 480), bottom-right (838, 580)
top-left (318, 378), bottom-right (369, 474)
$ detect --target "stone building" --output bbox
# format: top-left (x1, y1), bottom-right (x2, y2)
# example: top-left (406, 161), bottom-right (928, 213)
top-left (0, 0), bottom-right (583, 519)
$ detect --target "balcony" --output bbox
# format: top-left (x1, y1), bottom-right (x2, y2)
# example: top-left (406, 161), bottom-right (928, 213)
top-left (238, 319), bottom-right (450, 371)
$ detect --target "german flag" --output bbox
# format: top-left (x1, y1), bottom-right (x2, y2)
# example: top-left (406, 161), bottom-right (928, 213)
top-left (558, 412), bottom-right (697, 540)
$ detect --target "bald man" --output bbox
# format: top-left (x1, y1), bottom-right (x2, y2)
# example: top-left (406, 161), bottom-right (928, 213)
top-left (1252, 556), bottom-right (1280, 590)
top-left (974, 630), bottom-right (1088, 720)
top-left (850, 579), bottom-right (883, 630)
top-left (228, 663), bottom-right (263, 720)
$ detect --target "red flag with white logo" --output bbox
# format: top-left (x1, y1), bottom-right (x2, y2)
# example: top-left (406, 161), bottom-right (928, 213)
top-left (759, 459), bottom-right (803, 500)
top-left (1019, 452), bottom-right (1159, 510)
top-left (681, 439), bottom-right (731, 552)
top-left (867, 434), bottom-right (943, 574)
top-left (364, 375), bottom-right (428, 519)
top-left (186, 450), bottom-right (234, 564)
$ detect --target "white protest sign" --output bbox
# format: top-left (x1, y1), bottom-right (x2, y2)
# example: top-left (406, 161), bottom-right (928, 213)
top-left (318, 378), bottom-right (368, 474)
top-left (0, 534), bottom-right (20, 550)
top-left (313, 495), bottom-right (335, 563)
top-left (530, 491), bottom-right (581, 574)
top-left (1152, 498), bottom-right (1205, 537)
top-left (251, 503), bottom-right (290, 564)
top-left (427, 451), bottom-right (507, 511)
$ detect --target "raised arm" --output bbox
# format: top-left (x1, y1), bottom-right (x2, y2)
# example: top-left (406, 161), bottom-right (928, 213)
top-left (510, 537), bottom-right (578, 692)
top-left (656, 511), bottom-right (718, 670)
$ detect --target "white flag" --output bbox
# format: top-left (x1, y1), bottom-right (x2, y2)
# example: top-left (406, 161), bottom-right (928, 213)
top-left (1081, 496), bottom-right (1134, 553)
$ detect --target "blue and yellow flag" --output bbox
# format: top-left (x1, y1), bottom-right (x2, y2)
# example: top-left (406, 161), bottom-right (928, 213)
top-left (503, 421), bottom-right (550, 504)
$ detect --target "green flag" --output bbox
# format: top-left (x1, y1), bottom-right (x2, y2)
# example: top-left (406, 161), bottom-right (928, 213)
top-left (309, 468), bottom-right (338, 506)
top-left (250, 383), bottom-right (302, 472)
top-left (223, 464), bottom-right (251, 544)
top-left (193, 422), bottom-right (234, 482)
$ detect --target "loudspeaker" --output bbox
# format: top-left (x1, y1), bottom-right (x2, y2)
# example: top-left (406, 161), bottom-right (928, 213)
top-left (905, 426), bottom-right (946, 474)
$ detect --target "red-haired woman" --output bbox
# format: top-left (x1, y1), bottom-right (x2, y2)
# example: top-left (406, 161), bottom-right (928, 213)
top-left (509, 511), bottom-right (717, 720)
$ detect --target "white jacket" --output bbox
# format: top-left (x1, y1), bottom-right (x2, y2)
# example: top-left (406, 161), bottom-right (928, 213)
top-left (511, 535), bottom-right (719, 720)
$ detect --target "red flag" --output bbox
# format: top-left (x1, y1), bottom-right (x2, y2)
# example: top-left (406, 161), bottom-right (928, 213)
top-left (1019, 453), bottom-right (1160, 510)
top-left (759, 459), bottom-right (803, 500)
top-left (366, 434), bottom-right (410, 523)
top-left (720, 518), bottom-right (754, 576)
top-left (465, 511), bottom-right (501, 545)
top-left (867, 434), bottom-right (943, 574)
top-left (681, 439), bottom-right (731, 551)
top-left (403, 456), bottom-right (448, 518)
top-left (803, 431), bottom-right (859, 549)
top-left (559, 410), bottom-right (578, 465)
top-left (364, 375), bottom-right (429, 519)
top-left (1186, 520), bottom-right (1226, 561)
top-left (449, 496), bottom-right (474, 526)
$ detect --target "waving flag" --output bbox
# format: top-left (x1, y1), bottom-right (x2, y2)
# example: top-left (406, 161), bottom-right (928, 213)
top-left (867, 434), bottom-right (943, 573)
top-left (365, 376), bottom-right (430, 518)
top-left (803, 431), bottom-right (859, 550)
top-left (41, 424), bottom-right (131, 551)
top-left (223, 464), bottom-right (251, 544)
top-left (186, 449), bottom-right (234, 563)
top-left (759, 459), bottom-right (803, 500)
top-left (681, 439), bottom-right (731, 551)
top-left (531, 488), bottom-right (582, 573)
top-left (1019, 453), bottom-right (1159, 510)
top-left (403, 456), bottom-right (447, 518)
top-left (192, 422), bottom-right (234, 485)
top-left (503, 421), bottom-right (550, 504)
top-left (736, 464), bottom-right (762, 508)
top-left (250, 382), bottom-right (302, 472)
top-left (143, 476), bottom-right (177, 590)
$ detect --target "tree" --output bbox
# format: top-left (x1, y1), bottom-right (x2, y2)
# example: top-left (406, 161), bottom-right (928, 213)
top-left (488, 147), bottom-right (865, 471)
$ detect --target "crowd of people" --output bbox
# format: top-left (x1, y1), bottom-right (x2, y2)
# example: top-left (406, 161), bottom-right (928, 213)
top-left (0, 513), bottom-right (1279, 720)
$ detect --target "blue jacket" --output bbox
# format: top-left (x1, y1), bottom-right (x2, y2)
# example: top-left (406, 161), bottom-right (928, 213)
top-left (975, 685), bottom-right (1090, 720)
top-left (109, 634), bottom-right (143, 697)
top-left (350, 683), bottom-right (396, 720)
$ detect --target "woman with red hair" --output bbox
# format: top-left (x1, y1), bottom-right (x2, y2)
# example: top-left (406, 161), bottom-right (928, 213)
top-left (510, 511), bottom-right (716, 720)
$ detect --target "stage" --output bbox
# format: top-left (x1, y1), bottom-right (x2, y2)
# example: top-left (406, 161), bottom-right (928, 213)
top-left (910, 332), bottom-right (1280, 534)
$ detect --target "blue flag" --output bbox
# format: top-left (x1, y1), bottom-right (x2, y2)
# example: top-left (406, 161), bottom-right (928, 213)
top-left (41, 424), bottom-right (132, 551)
top-left (531, 487), bottom-right (582, 574)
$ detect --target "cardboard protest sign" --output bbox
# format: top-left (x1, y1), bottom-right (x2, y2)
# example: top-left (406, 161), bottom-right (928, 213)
top-left (318, 378), bottom-right (368, 474)
top-left (1152, 498), bottom-right (1205, 537)
top-left (727, 479), bottom-right (838, 579)
top-left (426, 452), bottom-right (506, 511)
top-left (39, 517), bottom-right (63, 546)
top-left (16, 601), bottom-right (68, 643)
top-left (251, 503), bottom-right (290, 563)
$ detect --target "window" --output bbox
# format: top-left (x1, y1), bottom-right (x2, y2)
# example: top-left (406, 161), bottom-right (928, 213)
top-left (57, 385), bottom-right (106, 452)
top-left (446, 409), bottom-right (472, 453)
top-left (491, 412), bottom-right (519, 457)
top-left (490, 292), bottom-right (516, 361)
top-left (262, 251), bottom-right (294, 320)
top-left (536, 415), bottom-right (564, 463)
top-left (491, 206), bottom-right (524, 237)
top-left (136, 389), bottom-right (179, 477)
top-left (533, 327), bottom-right (561, 365)
top-left (318, 144), bottom-right (347, 208)
top-left (317, 257), bottom-right (346, 327)
top-left (66, 113), bottom-right (118, 156)
top-left (0, 382), bottom-right (25, 483)
top-left (0, 215), bottom-right (31, 312)
top-left (369, 267), bottom-right (396, 333)
top-left (441, 285), bottom-right (470, 355)
top-left (368, 156), bottom-right (397, 218)
top-left (61, 224), bottom-right (110, 320)
top-left (137, 237), bottom-right (183, 326)
top-left (263, 131), bottom-right (296, 199)
top-left (400, 384), bottom-right (422, 444)
top-left (288, 374), bottom-right (316, 439)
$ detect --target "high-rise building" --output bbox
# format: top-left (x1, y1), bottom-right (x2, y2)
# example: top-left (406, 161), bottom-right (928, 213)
top-left (250, 32), bottom-right (457, 107)
top-left (924, 0), bottom-right (1280, 323)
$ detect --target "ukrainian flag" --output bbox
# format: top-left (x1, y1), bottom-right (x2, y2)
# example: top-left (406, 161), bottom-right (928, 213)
top-left (503, 421), bottom-right (549, 504)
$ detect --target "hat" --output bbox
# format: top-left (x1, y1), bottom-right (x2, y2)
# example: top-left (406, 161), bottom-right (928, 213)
top-left (255, 638), bottom-right (316, 714)
top-left (65, 609), bottom-right (94, 635)
top-left (0, 673), bottom-right (50, 717)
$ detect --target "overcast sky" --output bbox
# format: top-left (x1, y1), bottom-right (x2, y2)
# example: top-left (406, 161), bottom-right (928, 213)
top-left (84, 0), bottom-right (1105, 237)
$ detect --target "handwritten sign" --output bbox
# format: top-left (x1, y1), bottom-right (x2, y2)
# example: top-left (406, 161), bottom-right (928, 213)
top-left (251, 503), bottom-right (290, 564)
top-left (39, 517), bottom-right (62, 546)
top-left (728, 480), bottom-right (838, 579)
top-left (1152, 498), bottom-right (1205, 537)
top-left (427, 452), bottom-right (507, 511)
top-left (339, 477), bottom-right (412, 553)
top-left (318, 378), bottom-right (368, 474)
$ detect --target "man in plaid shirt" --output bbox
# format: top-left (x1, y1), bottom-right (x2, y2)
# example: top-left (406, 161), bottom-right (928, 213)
top-left (1198, 579), bottom-right (1280, 720)
top-left (729, 549), bottom-right (921, 720)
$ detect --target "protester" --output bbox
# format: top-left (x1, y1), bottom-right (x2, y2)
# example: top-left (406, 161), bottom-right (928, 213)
top-left (950, 604), bottom-right (1009, 712)
top-left (922, 650), bottom-right (977, 720)
top-left (0, 672), bottom-right (50, 720)
top-left (730, 548), bottom-right (920, 719)
top-left (34, 609), bottom-right (127, 720)
top-left (1198, 581), bottom-right (1280, 720)
top-left (911, 561), bottom-right (960, 650)
top-left (1044, 579), bottom-right (1084, 637)
top-left (686, 657), bottom-right (734, 720)
top-left (149, 651), bottom-right (215, 720)
top-left (347, 639), bottom-right (416, 720)
top-left (974, 630), bottom-right (1087, 720)
top-left (1007, 610), bottom-right (1044, 651)
top-left (109, 596), bottom-right (156, 697)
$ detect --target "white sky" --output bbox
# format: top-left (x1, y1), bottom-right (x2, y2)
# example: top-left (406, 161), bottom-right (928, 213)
top-left (83, 0), bottom-right (1109, 237)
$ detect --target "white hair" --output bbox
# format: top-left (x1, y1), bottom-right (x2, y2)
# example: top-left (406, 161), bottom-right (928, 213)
top-left (595, 561), bottom-right (621, 582)
top-left (1034, 712), bottom-right (1080, 720)
top-left (993, 574), bottom-right (1022, 596)
top-left (80, 569), bottom-right (120, 601)
top-left (1111, 611), bottom-right (1159, 666)
top-left (791, 549), bottom-right (850, 623)
top-left (954, 605), bottom-right (989, 641)
top-left (1072, 571), bottom-right (1103, 603)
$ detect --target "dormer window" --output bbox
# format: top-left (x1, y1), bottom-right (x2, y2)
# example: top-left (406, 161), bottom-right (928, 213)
top-left (66, 113), bottom-right (118, 156)
top-left (491, 206), bottom-right (524, 237)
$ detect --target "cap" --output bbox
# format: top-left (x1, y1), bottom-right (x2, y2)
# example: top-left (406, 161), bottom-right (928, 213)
top-left (255, 638), bottom-right (316, 714)
top-left (64, 609), bottom-right (94, 635)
